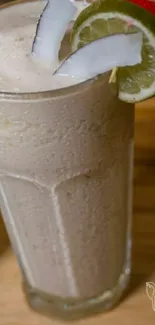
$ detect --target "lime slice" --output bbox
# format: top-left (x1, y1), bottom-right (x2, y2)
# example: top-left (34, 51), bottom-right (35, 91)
top-left (71, 0), bottom-right (155, 103)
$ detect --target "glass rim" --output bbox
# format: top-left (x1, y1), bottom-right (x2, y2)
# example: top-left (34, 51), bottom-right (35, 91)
top-left (0, 0), bottom-right (107, 101)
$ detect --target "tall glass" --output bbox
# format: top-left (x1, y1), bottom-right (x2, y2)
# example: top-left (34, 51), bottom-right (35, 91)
top-left (0, 1), bottom-right (134, 320)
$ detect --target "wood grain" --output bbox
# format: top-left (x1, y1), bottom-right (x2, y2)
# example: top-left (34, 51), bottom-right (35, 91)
top-left (0, 99), bottom-right (155, 324)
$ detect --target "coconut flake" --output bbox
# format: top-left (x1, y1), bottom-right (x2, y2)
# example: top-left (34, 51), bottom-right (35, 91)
top-left (32, 0), bottom-right (77, 64)
top-left (55, 32), bottom-right (142, 81)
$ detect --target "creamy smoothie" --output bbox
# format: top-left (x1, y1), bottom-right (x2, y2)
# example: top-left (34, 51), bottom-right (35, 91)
top-left (0, 0), bottom-right (134, 319)
top-left (0, 0), bottom-right (81, 92)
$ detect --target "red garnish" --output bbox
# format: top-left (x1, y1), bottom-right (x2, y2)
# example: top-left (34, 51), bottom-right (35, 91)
top-left (128, 0), bottom-right (155, 15)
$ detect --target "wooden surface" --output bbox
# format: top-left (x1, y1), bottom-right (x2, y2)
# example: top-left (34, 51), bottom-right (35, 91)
top-left (0, 98), bottom-right (155, 324)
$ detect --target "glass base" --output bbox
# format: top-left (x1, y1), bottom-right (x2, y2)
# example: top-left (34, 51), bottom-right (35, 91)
top-left (22, 267), bottom-right (130, 321)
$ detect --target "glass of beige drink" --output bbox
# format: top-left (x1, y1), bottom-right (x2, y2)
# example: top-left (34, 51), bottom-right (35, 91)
top-left (0, 0), bottom-right (134, 320)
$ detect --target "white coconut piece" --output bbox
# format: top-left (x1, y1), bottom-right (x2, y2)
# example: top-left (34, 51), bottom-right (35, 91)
top-left (32, 0), bottom-right (77, 63)
top-left (55, 32), bottom-right (142, 81)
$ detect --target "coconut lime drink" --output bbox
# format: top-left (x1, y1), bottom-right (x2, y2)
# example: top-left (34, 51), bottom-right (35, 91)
top-left (0, 0), bottom-right (154, 320)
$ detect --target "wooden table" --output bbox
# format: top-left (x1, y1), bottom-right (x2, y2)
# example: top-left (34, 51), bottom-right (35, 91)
top-left (0, 99), bottom-right (155, 324)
